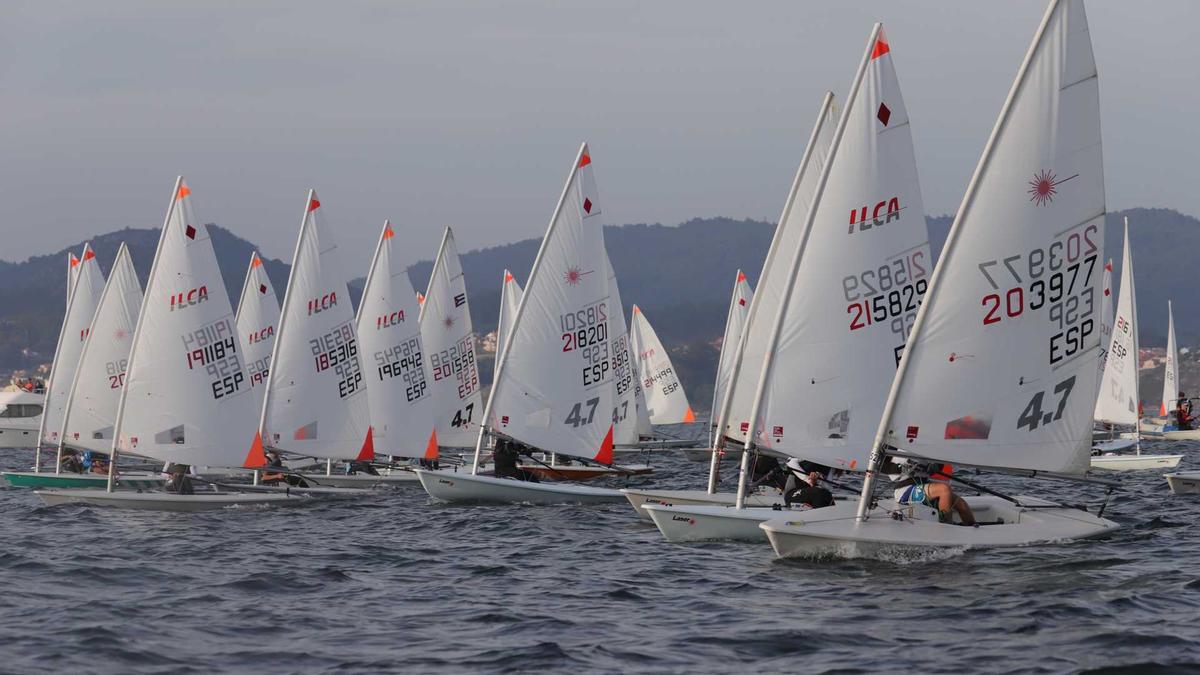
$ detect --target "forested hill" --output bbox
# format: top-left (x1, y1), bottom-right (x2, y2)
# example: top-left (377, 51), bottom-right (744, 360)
top-left (2, 208), bottom-right (1197, 410)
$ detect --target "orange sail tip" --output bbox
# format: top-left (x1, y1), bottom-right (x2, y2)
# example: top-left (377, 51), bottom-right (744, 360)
top-left (504, 271), bottom-right (514, 283)
top-left (424, 428), bottom-right (439, 461)
top-left (177, 183), bottom-right (191, 200)
top-left (579, 152), bottom-right (592, 168)
top-left (383, 224), bottom-right (395, 239)
top-left (594, 425), bottom-right (615, 466)
top-left (356, 426), bottom-right (376, 462)
top-left (417, 292), bottom-right (425, 305)
top-left (69, 254), bottom-right (80, 267)
top-left (250, 253), bottom-right (263, 267)
top-left (871, 30), bottom-right (890, 60)
top-left (308, 197), bottom-right (321, 213)
top-left (736, 271), bottom-right (747, 283)
top-left (632, 304), bottom-right (641, 315)
top-left (82, 249), bottom-right (96, 262)
top-left (683, 406), bottom-right (696, 424)
top-left (243, 431), bottom-right (268, 469)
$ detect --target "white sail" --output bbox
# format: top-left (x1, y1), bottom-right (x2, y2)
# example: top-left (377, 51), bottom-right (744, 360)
top-left (711, 270), bottom-right (753, 444)
top-left (496, 269), bottom-right (523, 364)
top-left (67, 251), bottom-right (79, 307)
top-left (629, 305), bottom-right (695, 425)
top-left (40, 244), bottom-right (105, 446)
top-left (418, 228), bottom-right (483, 448)
top-left (749, 26), bottom-right (931, 472)
top-left (115, 179), bottom-right (256, 468)
top-left (722, 93), bottom-right (838, 443)
top-left (483, 144), bottom-right (615, 463)
top-left (1161, 300), bottom-right (1177, 418)
top-left (235, 252), bottom-right (280, 412)
top-left (357, 221), bottom-right (437, 460)
top-left (254, 191), bottom-right (373, 464)
top-left (1095, 221), bottom-right (1137, 426)
top-left (605, 256), bottom-right (640, 445)
top-left (877, 0), bottom-right (1104, 475)
top-left (1095, 257), bottom-right (1113, 382)
top-left (61, 244), bottom-right (142, 453)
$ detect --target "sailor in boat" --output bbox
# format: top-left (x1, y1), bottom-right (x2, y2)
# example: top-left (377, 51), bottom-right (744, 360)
top-left (1175, 392), bottom-right (1194, 431)
top-left (59, 449), bottom-right (84, 474)
top-left (748, 454), bottom-right (788, 493)
top-left (886, 458), bottom-right (976, 526)
top-left (85, 451), bottom-right (110, 476)
top-left (492, 438), bottom-right (539, 483)
top-left (782, 458), bottom-right (835, 509)
top-left (343, 459), bottom-right (380, 476)
top-left (261, 449), bottom-right (287, 485)
top-left (163, 463), bottom-right (195, 495)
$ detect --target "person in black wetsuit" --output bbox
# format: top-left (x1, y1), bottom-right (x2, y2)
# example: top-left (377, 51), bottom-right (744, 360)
top-left (492, 439), bottom-right (540, 482)
top-left (747, 453), bottom-right (788, 492)
top-left (783, 458), bottom-right (835, 508)
top-left (164, 463), bottom-right (195, 495)
top-left (1176, 392), bottom-right (1194, 431)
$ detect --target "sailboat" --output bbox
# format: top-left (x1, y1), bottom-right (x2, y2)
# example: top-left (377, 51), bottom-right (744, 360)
top-left (38, 179), bottom-right (301, 510)
top-left (415, 144), bottom-right (626, 504)
top-left (418, 228), bottom-right (484, 452)
top-left (1157, 301), bottom-right (1200, 440)
top-left (1090, 222), bottom-right (1181, 470)
top-left (5, 245), bottom-right (162, 489)
top-left (245, 190), bottom-right (378, 487)
top-left (496, 269), bottom-right (522, 362)
top-left (345, 220), bottom-right (436, 485)
top-left (235, 251), bottom-right (279, 411)
top-left (644, 22), bottom-right (932, 542)
top-left (620, 91), bottom-right (838, 518)
top-left (761, 0), bottom-right (1123, 558)
top-left (30, 244), bottom-right (105, 475)
top-left (628, 305), bottom-right (695, 427)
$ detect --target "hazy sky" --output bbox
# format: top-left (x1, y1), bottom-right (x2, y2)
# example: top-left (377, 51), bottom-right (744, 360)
top-left (2, 1), bottom-right (1196, 269)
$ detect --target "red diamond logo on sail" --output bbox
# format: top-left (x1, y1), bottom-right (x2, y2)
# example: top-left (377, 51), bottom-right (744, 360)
top-left (583, 198), bottom-right (593, 214)
top-left (443, 316), bottom-right (454, 330)
top-left (877, 103), bottom-right (891, 126)
top-left (185, 225), bottom-right (196, 240)
top-left (259, 284), bottom-right (268, 294)
top-left (906, 425), bottom-right (919, 441)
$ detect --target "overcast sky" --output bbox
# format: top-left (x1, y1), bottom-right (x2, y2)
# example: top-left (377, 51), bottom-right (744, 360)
top-left (2, 1), bottom-right (1195, 269)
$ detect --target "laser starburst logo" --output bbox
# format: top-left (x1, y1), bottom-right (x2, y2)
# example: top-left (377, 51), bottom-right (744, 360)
top-left (1027, 170), bottom-right (1078, 206)
top-left (564, 266), bottom-right (583, 286)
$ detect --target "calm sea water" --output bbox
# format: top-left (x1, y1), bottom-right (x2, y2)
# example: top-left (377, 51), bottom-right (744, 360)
top-left (2, 441), bottom-right (1200, 674)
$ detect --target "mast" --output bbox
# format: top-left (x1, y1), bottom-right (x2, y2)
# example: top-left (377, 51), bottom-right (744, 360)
top-left (707, 90), bottom-right (836, 494)
top-left (471, 142), bottom-right (590, 474)
top-left (107, 177), bottom-right (184, 492)
top-left (857, 0), bottom-right (1064, 520)
top-left (734, 27), bottom-right (881, 510)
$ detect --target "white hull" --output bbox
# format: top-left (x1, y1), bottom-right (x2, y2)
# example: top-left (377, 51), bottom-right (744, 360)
top-left (1091, 438), bottom-right (1138, 453)
top-left (643, 498), bottom-right (860, 543)
top-left (1165, 472), bottom-right (1200, 495)
top-left (290, 471), bottom-right (420, 488)
top-left (761, 495), bottom-right (1120, 560)
top-left (1163, 429), bottom-right (1200, 441)
top-left (619, 488), bottom-right (782, 521)
top-left (35, 489), bottom-right (309, 511)
top-left (415, 469), bottom-right (624, 505)
top-left (1089, 454), bottom-right (1182, 471)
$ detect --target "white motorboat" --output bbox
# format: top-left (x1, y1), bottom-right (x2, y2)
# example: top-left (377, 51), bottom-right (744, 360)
top-left (0, 390), bottom-right (44, 449)
top-left (415, 468), bottom-right (623, 505)
top-left (761, 495), bottom-right (1119, 559)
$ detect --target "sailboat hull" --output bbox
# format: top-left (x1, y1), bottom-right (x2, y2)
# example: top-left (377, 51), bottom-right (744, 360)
top-left (290, 471), bottom-right (420, 488)
top-left (1162, 429), bottom-right (1200, 441)
top-left (760, 496), bottom-right (1120, 560)
top-left (520, 463), bottom-right (653, 481)
top-left (1089, 454), bottom-right (1182, 471)
top-left (2, 471), bottom-right (164, 489)
top-left (619, 488), bottom-right (782, 521)
top-left (415, 469), bottom-right (624, 504)
top-left (643, 498), bottom-right (860, 543)
top-left (1165, 472), bottom-right (1200, 495)
top-left (34, 488), bottom-right (309, 511)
